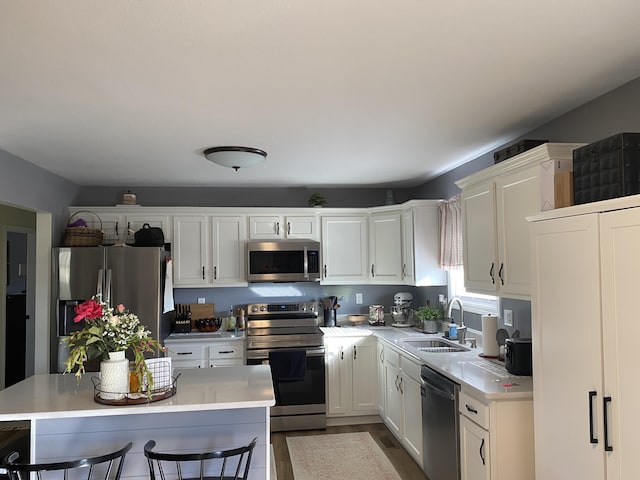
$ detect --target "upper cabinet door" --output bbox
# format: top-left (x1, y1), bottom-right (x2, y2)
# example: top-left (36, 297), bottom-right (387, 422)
top-left (321, 215), bottom-right (368, 284)
top-left (461, 181), bottom-right (498, 294)
top-left (248, 216), bottom-right (281, 239)
top-left (369, 212), bottom-right (403, 284)
top-left (172, 216), bottom-right (208, 285)
top-left (495, 164), bottom-right (540, 299)
top-left (124, 215), bottom-right (172, 243)
top-left (211, 216), bottom-right (247, 286)
top-left (249, 215), bottom-right (318, 240)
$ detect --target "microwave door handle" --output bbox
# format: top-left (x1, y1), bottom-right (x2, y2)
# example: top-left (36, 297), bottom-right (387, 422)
top-left (303, 246), bottom-right (309, 280)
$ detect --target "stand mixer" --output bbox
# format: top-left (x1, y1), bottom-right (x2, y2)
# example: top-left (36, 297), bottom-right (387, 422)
top-left (391, 292), bottom-right (414, 327)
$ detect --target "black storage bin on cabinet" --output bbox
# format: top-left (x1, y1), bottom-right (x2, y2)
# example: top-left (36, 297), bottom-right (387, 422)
top-left (573, 133), bottom-right (640, 205)
top-left (493, 139), bottom-right (548, 164)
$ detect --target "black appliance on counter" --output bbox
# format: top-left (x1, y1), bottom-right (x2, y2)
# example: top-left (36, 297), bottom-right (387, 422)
top-left (245, 302), bottom-right (325, 432)
top-left (505, 338), bottom-right (532, 376)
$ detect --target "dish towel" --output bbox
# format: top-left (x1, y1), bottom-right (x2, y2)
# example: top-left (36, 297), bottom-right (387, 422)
top-left (163, 259), bottom-right (175, 313)
top-left (268, 350), bottom-right (306, 382)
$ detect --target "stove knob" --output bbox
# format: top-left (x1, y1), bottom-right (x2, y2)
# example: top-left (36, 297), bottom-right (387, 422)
top-left (260, 305), bottom-right (267, 312)
top-left (250, 305), bottom-right (259, 313)
top-left (301, 304), bottom-right (307, 312)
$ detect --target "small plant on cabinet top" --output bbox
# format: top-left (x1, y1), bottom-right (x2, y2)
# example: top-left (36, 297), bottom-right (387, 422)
top-left (308, 193), bottom-right (327, 207)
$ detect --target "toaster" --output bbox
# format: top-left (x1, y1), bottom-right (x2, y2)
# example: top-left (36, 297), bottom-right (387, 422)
top-left (504, 338), bottom-right (532, 376)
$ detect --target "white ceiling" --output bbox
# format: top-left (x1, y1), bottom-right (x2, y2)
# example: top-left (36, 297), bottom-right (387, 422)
top-left (2, 1), bottom-right (640, 189)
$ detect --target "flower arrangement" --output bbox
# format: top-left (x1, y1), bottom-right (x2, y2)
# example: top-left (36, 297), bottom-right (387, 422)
top-left (63, 296), bottom-right (165, 394)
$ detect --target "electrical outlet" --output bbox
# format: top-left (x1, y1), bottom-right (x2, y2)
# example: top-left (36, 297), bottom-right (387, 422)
top-left (504, 309), bottom-right (513, 327)
top-left (197, 297), bottom-right (205, 304)
top-left (356, 293), bottom-right (363, 304)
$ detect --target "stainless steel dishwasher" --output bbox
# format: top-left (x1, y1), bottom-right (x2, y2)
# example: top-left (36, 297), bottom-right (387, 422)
top-left (421, 365), bottom-right (461, 480)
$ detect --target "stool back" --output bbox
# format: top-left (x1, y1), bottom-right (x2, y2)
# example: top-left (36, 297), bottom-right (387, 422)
top-left (143, 437), bottom-right (257, 480)
top-left (1, 443), bottom-right (132, 480)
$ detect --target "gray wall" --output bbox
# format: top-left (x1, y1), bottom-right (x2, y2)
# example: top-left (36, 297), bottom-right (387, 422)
top-left (0, 149), bottom-right (79, 242)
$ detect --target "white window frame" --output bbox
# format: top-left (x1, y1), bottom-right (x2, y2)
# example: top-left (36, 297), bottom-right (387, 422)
top-left (447, 268), bottom-right (499, 316)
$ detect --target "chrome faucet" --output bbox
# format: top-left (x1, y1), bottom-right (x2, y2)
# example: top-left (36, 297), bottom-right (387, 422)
top-left (446, 297), bottom-right (467, 344)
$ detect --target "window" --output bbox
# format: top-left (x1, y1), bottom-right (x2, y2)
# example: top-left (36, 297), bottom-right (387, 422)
top-left (448, 268), bottom-right (499, 316)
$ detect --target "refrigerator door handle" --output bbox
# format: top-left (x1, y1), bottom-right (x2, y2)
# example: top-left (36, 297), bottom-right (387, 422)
top-left (105, 269), bottom-right (112, 305)
top-left (97, 269), bottom-right (104, 299)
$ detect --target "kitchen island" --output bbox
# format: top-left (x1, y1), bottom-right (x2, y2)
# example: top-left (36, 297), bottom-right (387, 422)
top-left (0, 366), bottom-right (275, 480)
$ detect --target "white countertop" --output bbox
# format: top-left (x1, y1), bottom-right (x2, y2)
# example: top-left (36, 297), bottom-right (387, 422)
top-left (165, 331), bottom-right (246, 342)
top-left (0, 365), bottom-right (275, 421)
top-left (321, 325), bottom-right (533, 401)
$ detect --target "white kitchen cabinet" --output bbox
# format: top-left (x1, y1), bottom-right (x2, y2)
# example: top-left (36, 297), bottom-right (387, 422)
top-left (207, 340), bottom-right (245, 367)
top-left (325, 335), bottom-right (377, 417)
top-left (123, 214), bottom-right (172, 243)
top-left (402, 203), bottom-right (447, 286)
top-left (381, 340), bottom-right (423, 465)
top-left (210, 216), bottom-right (246, 285)
top-left (163, 339), bottom-right (208, 369)
top-left (321, 215), bottom-right (368, 284)
top-left (164, 338), bottom-right (245, 369)
top-left (376, 341), bottom-right (385, 414)
top-left (248, 215), bottom-right (318, 240)
top-left (172, 215), bottom-right (247, 287)
top-left (456, 143), bottom-right (583, 299)
top-left (460, 414), bottom-right (490, 480)
top-left (172, 215), bottom-right (208, 286)
top-left (368, 212), bottom-right (403, 283)
top-left (530, 197), bottom-right (640, 480)
top-left (458, 388), bottom-right (533, 480)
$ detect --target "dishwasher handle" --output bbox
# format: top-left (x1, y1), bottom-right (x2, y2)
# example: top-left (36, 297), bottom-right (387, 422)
top-left (421, 375), bottom-right (455, 401)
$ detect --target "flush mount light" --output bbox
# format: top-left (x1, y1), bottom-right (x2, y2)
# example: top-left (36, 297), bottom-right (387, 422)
top-left (203, 146), bottom-right (267, 171)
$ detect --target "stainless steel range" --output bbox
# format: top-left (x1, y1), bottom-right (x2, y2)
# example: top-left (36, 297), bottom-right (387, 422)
top-left (246, 302), bottom-right (326, 432)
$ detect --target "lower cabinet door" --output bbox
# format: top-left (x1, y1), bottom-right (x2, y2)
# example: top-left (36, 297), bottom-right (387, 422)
top-left (460, 415), bottom-right (491, 480)
top-left (384, 362), bottom-right (402, 437)
top-left (401, 374), bottom-right (423, 465)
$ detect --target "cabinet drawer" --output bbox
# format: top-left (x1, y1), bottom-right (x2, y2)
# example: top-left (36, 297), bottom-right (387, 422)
top-left (384, 345), bottom-right (401, 367)
top-left (459, 390), bottom-right (490, 430)
top-left (165, 343), bottom-right (206, 361)
top-left (208, 342), bottom-right (244, 360)
top-left (400, 354), bottom-right (421, 381)
top-left (208, 358), bottom-right (244, 367)
top-left (173, 359), bottom-right (205, 369)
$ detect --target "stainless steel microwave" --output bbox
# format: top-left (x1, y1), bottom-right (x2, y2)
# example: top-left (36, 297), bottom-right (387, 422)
top-left (247, 240), bottom-right (321, 282)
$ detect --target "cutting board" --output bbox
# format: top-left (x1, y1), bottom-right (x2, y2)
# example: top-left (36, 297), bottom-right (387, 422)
top-left (175, 303), bottom-right (215, 322)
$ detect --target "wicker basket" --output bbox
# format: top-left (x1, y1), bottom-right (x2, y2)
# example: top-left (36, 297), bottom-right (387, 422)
top-left (63, 210), bottom-right (104, 247)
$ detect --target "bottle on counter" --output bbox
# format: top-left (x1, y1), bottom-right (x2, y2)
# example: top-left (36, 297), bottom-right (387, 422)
top-left (236, 308), bottom-right (245, 331)
top-left (227, 307), bottom-right (236, 332)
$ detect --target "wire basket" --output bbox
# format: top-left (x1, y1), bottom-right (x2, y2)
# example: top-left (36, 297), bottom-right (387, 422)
top-left (92, 360), bottom-right (179, 406)
top-left (63, 210), bottom-right (104, 247)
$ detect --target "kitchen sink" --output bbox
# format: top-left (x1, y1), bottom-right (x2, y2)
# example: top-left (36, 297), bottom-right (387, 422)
top-left (399, 338), bottom-right (469, 353)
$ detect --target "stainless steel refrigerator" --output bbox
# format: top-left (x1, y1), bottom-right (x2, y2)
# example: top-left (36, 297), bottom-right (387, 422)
top-left (52, 246), bottom-right (170, 372)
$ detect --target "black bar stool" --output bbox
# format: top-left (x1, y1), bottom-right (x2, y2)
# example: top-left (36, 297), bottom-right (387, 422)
top-left (1, 442), bottom-right (132, 480)
top-left (143, 437), bottom-right (257, 480)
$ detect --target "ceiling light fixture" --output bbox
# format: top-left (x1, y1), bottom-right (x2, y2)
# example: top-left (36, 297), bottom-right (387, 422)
top-left (203, 146), bottom-right (267, 171)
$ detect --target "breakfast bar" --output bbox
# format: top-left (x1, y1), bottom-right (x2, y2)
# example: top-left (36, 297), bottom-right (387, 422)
top-left (0, 366), bottom-right (275, 480)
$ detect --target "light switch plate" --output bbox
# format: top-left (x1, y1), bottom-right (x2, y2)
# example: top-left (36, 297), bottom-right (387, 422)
top-left (197, 297), bottom-right (205, 304)
top-left (504, 309), bottom-right (513, 327)
top-left (356, 293), bottom-right (363, 304)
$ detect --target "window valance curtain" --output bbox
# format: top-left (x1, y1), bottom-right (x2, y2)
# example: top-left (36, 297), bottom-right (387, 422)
top-left (439, 195), bottom-right (463, 270)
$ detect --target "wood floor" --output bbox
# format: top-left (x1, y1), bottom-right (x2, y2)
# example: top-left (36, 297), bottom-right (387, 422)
top-left (271, 423), bottom-right (429, 480)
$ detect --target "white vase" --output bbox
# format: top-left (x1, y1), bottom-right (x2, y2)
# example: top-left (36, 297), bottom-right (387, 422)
top-left (100, 351), bottom-right (129, 400)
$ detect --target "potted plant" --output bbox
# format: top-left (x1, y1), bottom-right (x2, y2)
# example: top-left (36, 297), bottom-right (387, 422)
top-left (308, 193), bottom-right (327, 207)
top-left (415, 304), bottom-right (443, 333)
top-left (63, 295), bottom-right (165, 398)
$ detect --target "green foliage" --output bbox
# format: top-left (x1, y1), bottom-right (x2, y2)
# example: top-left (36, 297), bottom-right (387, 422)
top-left (415, 305), bottom-right (443, 320)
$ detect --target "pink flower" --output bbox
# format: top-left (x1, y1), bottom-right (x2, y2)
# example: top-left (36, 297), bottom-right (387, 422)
top-left (73, 299), bottom-right (103, 323)
top-left (116, 304), bottom-right (126, 314)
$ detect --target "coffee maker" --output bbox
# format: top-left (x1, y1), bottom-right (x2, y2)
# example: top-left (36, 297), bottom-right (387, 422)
top-left (391, 292), bottom-right (414, 327)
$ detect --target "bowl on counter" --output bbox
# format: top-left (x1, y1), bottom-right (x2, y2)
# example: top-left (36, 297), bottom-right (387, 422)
top-left (194, 318), bottom-right (223, 332)
top-left (347, 314), bottom-right (368, 325)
